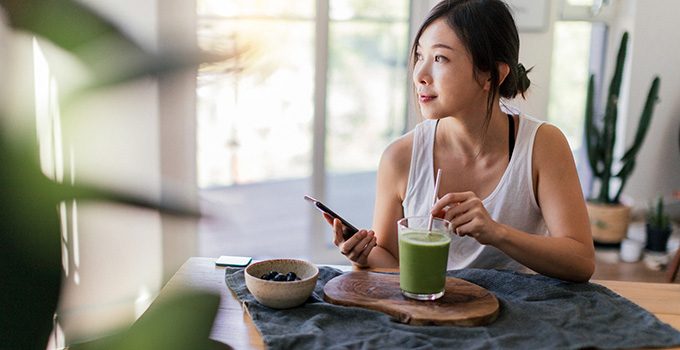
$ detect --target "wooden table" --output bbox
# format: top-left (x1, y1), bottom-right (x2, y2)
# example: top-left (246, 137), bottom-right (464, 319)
top-left (150, 257), bottom-right (680, 350)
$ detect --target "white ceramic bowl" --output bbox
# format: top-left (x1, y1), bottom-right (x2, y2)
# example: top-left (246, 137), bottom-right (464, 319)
top-left (244, 259), bottom-right (319, 309)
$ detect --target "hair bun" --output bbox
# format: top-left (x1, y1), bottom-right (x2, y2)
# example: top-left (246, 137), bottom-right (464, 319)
top-left (516, 63), bottom-right (532, 96)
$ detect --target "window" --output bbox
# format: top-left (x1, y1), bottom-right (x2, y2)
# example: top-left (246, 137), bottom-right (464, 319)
top-left (548, 0), bottom-right (610, 196)
top-left (196, 0), bottom-right (411, 261)
top-left (326, 0), bottom-right (409, 174)
top-left (548, 0), bottom-right (610, 152)
top-left (197, 1), bottom-right (316, 187)
top-left (197, 1), bottom-right (409, 188)
top-left (547, 21), bottom-right (594, 150)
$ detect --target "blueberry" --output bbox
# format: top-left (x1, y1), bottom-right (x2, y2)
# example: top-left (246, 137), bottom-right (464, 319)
top-left (286, 272), bottom-right (298, 281)
top-left (273, 274), bottom-right (287, 282)
top-left (261, 271), bottom-right (280, 280)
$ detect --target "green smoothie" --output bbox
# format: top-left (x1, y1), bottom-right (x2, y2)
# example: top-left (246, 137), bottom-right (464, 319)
top-left (399, 230), bottom-right (451, 296)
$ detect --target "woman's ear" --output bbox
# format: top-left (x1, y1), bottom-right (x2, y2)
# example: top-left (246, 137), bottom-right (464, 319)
top-left (481, 71), bottom-right (492, 91)
top-left (481, 63), bottom-right (510, 91)
top-left (497, 62), bottom-right (510, 87)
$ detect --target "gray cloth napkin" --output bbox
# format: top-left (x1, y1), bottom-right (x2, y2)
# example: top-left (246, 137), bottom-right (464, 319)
top-left (225, 267), bottom-right (680, 350)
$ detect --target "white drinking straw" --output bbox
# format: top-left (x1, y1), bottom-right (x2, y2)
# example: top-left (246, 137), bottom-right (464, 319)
top-left (427, 168), bottom-right (442, 232)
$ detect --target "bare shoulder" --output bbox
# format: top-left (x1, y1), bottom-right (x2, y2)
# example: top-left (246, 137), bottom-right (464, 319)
top-left (378, 131), bottom-right (414, 200)
top-left (533, 123), bottom-right (573, 167)
top-left (530, 122), bottom-right (582, 208)
top-left (380, 131), bottom-right (413, 171)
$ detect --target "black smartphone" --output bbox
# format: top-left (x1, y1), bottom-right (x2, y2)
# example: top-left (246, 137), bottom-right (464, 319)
top-left (304, 195), bottom-right (359, 240)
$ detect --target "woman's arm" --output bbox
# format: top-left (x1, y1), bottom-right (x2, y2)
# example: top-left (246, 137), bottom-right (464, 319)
top-left (326, 134), bottom-right (413, 268)
top-left (502, 123), bottom-right (595, 281)
top-left (432, 124), bottom-right (594, 282)
top-left (365, 135), bottom-right (413, 268)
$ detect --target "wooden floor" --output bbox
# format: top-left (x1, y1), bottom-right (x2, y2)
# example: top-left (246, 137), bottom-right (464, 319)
top-left (199, 173), bottom-right (678, 283)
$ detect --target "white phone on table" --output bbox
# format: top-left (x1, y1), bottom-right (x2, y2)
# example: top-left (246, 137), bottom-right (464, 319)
top-left (215, 255), bottom-right (252, 267)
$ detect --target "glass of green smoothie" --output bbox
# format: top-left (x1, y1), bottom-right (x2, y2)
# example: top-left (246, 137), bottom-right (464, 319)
top-left (398, 216), bottom-right (452, 300)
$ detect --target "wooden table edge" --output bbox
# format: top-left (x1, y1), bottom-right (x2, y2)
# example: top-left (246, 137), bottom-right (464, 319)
top-left (156, 257), bottom-right (680, 349)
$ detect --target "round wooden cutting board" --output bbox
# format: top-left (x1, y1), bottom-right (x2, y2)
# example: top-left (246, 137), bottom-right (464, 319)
top-left (323, 271), bottom-right (499, 326)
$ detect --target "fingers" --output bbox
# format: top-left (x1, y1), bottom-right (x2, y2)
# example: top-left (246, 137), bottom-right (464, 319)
top-left (453, 219), bottom-right (481, 239)
top-left (356, 236), bottom-right (377, 265)
top-left (431, 207), bottom-right (447, 219)
top-left (447, 209), bottom-right (477, 228)
top-left (346, 231), bottom-right (374, 261)
top-left (326, 214), bottom-right (345, 246)
top-left (449, 206), bottom-right (497, 245)
top-left (340, 230), bottom-right (369, 254)
top-left (339, 230), bottom-right (375, 263)
top-left (332, 219), bottom-right (344, 246)
top-left (431, 195), bottom-right (479, 225)
top-left (450, 210), bottom-right (477, 234)
top-left (322, 212), bottom-right (335, 225)
top-left (431, 191), bottom-right (475, 215)
top-left (431, 195), bottom-right (489, 240)
top-left (443, 197), bottom-right (480, 222)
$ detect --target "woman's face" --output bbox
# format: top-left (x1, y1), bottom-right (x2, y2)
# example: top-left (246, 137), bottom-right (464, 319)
top-left (413, 18), bottom-right (489, 120)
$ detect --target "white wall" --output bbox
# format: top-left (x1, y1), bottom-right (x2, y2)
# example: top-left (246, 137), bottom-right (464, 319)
top-left (510, 1), bottom-right (556, 120)
top-left (617, 0), bottom-right (680, 207)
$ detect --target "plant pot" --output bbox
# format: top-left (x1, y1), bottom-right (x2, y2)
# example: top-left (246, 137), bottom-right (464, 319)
top-left (587, 202), bottom-right (631, 244)
top-left (645, 224), bottom-right (672, 253)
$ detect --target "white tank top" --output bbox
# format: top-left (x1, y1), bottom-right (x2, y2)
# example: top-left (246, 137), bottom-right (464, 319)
top-left (402, 114), bottom-right (548, 272)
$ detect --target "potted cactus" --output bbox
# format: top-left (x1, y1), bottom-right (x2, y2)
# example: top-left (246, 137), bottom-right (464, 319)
top-left (584, 31), bottom-right (661, 245)
top-left (645, 196), bottom-right (672, 253)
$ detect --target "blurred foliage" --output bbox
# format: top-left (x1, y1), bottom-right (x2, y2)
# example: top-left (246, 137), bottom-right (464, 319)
top-left (0, 0), bottom-right (228, 349)
top-left (70, 292), bottom-right (225, 350)
top-left (584, 32), bottom-right (661, 204)
top-left (647, 196), bottom-right (671, 230)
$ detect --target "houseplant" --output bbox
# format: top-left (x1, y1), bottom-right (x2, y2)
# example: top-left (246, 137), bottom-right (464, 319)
top-left (584, 31), bottom-right (661, 245)
top-left (645, 196), bottom-right (672, 253)
top-left (0, 0), bottom-right (230, 348)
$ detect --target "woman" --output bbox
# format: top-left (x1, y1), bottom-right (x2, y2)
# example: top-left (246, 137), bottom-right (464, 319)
top-left (324, 0), bottom-right (594, 282)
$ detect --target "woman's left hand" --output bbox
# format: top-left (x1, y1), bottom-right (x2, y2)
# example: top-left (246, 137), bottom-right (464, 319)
top-left (431, 191), bottom-right (502, 245)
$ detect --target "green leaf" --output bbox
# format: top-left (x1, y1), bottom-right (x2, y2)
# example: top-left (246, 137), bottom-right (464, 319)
top-left (584, 74), bottom-right (600, 176)
top-left (1, 0), bottom-right (145, 68)
top-left (1, 128), bottom-right (63, 350)
top-left (70, 291), bottom-right (224, 350)
top-left (620, 77), bottom-right (660, 163)
top-left (1, 1), bottom-right (225, 349)
top-left (2, 0), bottom-right (231, 98)
top-left (0, 121), bottom-right (199, 349)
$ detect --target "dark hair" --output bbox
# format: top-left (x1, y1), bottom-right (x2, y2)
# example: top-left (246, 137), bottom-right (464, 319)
top-left (411, 0), bottom-right (531, 124)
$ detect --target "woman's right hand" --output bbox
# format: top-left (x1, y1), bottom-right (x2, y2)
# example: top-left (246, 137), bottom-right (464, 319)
top-left (322, 213), bottom-right (377, 267)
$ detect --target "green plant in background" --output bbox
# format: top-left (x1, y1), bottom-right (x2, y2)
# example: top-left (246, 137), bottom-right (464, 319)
top-left (645, 195), bottom-right (673, 253)
top-left (0, 0), bottom-right (229, 349)
top-left (584, 31), bottom-right (661, 204)
top-left (647, 196), bottom-right (671, 230)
